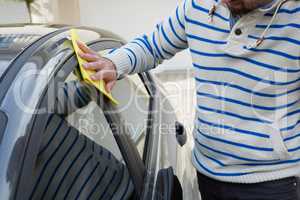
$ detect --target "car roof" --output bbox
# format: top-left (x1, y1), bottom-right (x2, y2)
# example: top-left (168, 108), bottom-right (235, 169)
top-left (0, 24), bottom-right (65, 53)
top-left (0, 23), bottom-right (124, 57)
top-left (0, 24), bottom-right (65, 77)
top-left (0, 23), bottom-right (114, 77)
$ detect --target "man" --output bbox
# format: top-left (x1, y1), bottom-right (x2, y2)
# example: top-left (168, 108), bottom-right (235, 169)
top-left (77, 0), bottom-right (300, 199)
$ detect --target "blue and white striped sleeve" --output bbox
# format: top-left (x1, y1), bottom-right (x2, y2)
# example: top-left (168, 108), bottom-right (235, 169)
top-left (103, 0), bottom-right (188, 78)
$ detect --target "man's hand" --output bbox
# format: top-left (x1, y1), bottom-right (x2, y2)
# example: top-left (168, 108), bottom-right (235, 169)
top-left (77, 41), bottom-right (117, 92)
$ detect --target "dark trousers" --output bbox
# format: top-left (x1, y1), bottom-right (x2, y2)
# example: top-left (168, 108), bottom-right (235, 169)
top-left (197, 172), bottom-right (300, 200)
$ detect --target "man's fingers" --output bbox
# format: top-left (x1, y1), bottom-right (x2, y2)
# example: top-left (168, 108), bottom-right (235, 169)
top-left (77, 40), bottom-right (96, 54)
top-left (90, 69), bottom-right (112, 81)
top-left (88, 66), bottom-right (117, 92)
top-left (79, 52), bottom-right (100, 62)
top-left (105, 81), bottom-right (116, 93)
top-left (83, 61), bottom-right (105, 70)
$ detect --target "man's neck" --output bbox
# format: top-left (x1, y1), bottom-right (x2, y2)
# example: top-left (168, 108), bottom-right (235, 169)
top-left (229, 0), bottom-right (277, 28)
top-left (227, 0), bottom-right (276, 16)
top-left (232, 0), bottom-right (276, 17)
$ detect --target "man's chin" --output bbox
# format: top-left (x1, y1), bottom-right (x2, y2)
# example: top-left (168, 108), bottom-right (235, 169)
top-left (222, 1), bottom-right (246, 15)
top-left (227, 4), bottom-right (253, 16)
top-left (229, 8), bottom-right (250, 15)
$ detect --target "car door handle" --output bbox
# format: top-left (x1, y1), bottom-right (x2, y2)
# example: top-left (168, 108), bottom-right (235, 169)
top-left (175, 121), bottom-right (187, 147)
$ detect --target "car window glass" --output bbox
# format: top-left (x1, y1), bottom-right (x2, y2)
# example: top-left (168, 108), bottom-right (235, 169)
top-left (65, 73), bottom-right (124, 160)
top-left (111, 74), bottom-right (150, 157)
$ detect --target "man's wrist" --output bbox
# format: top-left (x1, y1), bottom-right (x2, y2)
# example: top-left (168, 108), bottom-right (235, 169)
top-left (103, 50), bottom-right (132, 79)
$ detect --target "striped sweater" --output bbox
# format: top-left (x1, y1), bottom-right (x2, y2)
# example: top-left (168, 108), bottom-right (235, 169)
top-left (104, 0), bottom-right (300, 183)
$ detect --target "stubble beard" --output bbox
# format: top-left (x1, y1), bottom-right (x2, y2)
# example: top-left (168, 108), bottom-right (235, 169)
top-left (222, 0), bottom-right (274, 15)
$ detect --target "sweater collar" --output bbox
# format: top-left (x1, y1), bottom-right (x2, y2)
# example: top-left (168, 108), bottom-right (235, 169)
top-left (260, 0), bottom-right (278, 9)
top-left (258, 0), bottom-right (282, 12)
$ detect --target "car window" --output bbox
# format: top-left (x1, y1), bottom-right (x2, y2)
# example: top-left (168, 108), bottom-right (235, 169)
top-left (55, 71), bottom-right (149, 199)
top-left (65, 75), bottom-right (124, 160)
top-left (67, 47), bottom-right (150, 159)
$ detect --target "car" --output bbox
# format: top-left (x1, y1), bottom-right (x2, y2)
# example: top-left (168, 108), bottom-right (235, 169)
top-left (0, 24), bottom-right (199, 200)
